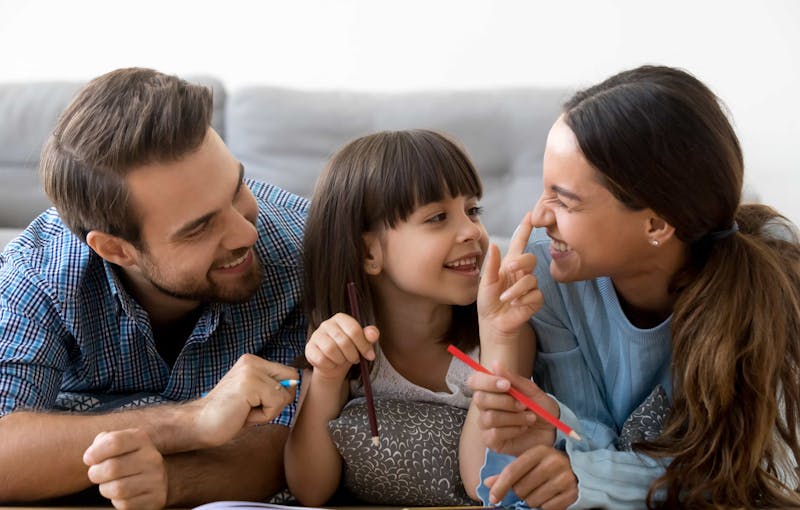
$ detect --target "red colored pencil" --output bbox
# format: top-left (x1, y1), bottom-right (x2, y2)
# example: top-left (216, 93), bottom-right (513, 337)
top-left (448, 344), bottom-right (581, 441)
top-left (347, 282), bottom-right (380, 446)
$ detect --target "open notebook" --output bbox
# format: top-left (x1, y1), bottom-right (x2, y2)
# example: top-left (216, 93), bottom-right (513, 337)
top-left (194, 502), bottom-right (493, 510)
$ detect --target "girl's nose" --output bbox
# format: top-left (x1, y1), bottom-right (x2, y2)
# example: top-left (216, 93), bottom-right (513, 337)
top-left (456, 213), bottom-right (484, 243)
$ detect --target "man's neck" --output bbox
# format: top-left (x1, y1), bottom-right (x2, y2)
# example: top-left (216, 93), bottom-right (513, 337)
top-left (115, 265), bottom-right (202, 326)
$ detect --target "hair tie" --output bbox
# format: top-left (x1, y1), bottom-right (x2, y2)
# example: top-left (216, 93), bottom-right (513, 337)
top-left (705, 221), bottom-right (739, 242)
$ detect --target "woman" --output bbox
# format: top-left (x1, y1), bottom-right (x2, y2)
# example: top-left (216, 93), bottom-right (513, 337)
top-left (464, 65), bottom-right (800, 509)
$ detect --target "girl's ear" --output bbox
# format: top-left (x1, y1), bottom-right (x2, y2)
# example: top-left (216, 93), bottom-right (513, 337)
top-left (86, 230), bottom-right (139, 267)
top-left (645, 213), bottom-right (677, 247)
top-left (362, 231), bottom-right (383, 275)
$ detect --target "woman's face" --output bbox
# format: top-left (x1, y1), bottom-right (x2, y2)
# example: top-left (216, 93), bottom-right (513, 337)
top-left (531, 116), bottom-right (655, 283)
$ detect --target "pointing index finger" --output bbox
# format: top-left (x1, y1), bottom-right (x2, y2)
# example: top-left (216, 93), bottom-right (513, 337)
top-left (508, 211), bottom-right (535, 256)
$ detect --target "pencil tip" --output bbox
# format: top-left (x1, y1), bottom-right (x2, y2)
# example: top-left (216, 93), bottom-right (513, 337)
top-left (569, 430), bottom-right (582, 441)
top-left (371, 436), bottom-right (380, 447)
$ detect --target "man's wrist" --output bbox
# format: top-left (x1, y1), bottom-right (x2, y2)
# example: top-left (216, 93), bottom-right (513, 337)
top-left (146, 402), bottom-right (208, 453)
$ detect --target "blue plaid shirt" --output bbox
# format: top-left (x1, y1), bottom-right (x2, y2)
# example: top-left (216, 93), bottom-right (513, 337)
top-left (0, 180), bottom-right (308, 426)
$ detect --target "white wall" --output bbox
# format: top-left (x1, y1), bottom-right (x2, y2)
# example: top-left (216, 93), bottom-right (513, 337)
top-left (1, 0), bottom-right (798, 222)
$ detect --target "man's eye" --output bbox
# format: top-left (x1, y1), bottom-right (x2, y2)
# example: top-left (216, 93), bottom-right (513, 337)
top-left (184, 224), bottom-right (208, 239)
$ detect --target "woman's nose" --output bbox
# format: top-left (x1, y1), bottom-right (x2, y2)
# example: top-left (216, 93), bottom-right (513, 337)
top-left (530, 195), bottom-right (554, 227)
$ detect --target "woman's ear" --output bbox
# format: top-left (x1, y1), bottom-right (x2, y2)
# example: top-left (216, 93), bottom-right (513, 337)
top-left (645, 214), bottom-right (676, 247)
top-left (85, 230), bottom-right (139, 267)
top-left (362, 231), bottom-right (383, 275)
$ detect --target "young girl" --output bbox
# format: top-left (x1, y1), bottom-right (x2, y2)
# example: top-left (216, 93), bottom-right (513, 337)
top-left (284, 129), bottom-right (538, 506)
top-left (465, 65), bottom-right (800, 509)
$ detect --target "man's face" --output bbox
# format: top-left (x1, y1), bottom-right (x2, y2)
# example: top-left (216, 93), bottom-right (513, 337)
top-left (124, 128), bottom-right (262, 304)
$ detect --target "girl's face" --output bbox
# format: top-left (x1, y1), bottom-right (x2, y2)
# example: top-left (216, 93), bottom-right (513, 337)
top-left (531, 117), bottom-right (655, 283)
top-left (370, 194), bottom-right (488, 307)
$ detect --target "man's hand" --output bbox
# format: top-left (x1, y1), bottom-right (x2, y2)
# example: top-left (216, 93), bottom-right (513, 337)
top-left (484, 445), bottom-right (578, 510)
top-left (469, 363), bottom-right (558, 457)
top-left (191, 354), bottom-right (299, 448)
top-left (83, 429), bottom-right (167, 510)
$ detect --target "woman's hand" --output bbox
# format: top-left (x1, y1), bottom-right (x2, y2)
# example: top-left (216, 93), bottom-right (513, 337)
top-left (484, 445), bottom-right (578, 510)
top-left (469, 363), bottom-right (559, 457)
top-left (304, 313), bottom-right (379, 382)
top-left (478, 212), bottom-right (542, 342)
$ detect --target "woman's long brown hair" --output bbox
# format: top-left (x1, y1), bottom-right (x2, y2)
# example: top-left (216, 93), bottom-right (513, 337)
top-left (565, 66), bottom-right (800, 508)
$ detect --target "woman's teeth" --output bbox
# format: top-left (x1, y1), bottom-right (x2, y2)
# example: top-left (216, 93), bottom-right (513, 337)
top-left (551, 240), bottom-right (570, 252)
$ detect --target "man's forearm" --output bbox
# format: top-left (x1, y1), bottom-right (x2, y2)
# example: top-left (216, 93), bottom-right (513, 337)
top-left (165, 424), bottom-right (289, 507)
top-left (0, 405), bottom-right (199, 502)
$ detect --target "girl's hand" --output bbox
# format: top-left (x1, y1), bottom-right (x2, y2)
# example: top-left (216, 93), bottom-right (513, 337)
top-left (484, 445), bottom-right (578, 510)
top-left (469, 363), bottom-right (558, 457)
top-left (478, 212), bottom-right (542, 340)
top-left (304, 313), bottom-right (379, 382)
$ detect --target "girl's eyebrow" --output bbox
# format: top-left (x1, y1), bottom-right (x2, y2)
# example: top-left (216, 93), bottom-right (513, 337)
top-left (551, 184), bottom-right (583, 202)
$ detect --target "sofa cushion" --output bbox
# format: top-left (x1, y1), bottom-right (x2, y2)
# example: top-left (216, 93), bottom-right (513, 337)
top-left (226, 86), bottom-right (569, 239)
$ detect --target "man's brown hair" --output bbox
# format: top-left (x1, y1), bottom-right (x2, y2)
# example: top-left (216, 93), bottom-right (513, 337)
top-left (40, 67), bottom-right (213, 245)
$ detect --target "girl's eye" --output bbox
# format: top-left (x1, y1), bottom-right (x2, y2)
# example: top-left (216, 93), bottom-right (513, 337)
top-left (468, 206), bottom-right (484, 217)
top-left (426, 213), bottom-right (447, 224)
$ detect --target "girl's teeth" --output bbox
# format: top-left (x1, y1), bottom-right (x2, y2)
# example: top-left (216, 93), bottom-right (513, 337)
top-left (446, 257), bottom-right (477, 268)
top-left (552, 240), bottom-right (569, 252)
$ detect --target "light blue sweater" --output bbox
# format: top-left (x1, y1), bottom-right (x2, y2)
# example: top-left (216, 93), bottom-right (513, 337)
top-left (478, 230), bottom-right (673, 509)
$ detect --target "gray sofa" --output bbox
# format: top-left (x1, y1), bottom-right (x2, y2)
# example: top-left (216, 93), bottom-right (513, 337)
top-left (0, 75), bottom-right (570, 250)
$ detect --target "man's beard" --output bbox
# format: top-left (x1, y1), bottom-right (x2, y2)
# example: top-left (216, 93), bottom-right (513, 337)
top-left (141, 250), bottom-right (264, 304)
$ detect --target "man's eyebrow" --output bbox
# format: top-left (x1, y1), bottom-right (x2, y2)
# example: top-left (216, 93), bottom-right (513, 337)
top-left (172, 211), bottom-right (216, 240)
top-left (551, 185), bottom-right (583, 202)
top-left (172, 163), bottom-right (245, 240)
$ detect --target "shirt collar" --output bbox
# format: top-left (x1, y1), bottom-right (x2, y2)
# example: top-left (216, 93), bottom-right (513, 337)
top-left (102, 259), bottom-right (230, 334)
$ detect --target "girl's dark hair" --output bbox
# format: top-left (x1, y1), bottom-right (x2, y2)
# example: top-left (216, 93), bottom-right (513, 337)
top-left (303, 129), bottom-right (484, 359)
top-left (41, 67), bottom-right (213, 246)
top-left (564, 65), bottom-right (800, 508)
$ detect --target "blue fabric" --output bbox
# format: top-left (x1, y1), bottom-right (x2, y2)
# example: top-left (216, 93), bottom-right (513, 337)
top-left (0, 179), bottom-right (308, 426)
top-left (478, 401), bottom-right (668, 509)
top-left (477, 449), bottom-right (531, 509)
top-left (476, 229), bottom-right (673, 508)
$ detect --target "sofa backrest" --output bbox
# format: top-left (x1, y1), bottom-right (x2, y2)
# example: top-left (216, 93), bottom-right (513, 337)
top-left (226, 87), bottom-right (569, 239)
top-left (0, 76), bottom-right (226, 230)
top-left (0, 77), bottom-right (568, 241)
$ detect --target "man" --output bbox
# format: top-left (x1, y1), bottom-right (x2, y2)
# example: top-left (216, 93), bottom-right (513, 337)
top-left (0, 68), bottom-right (308, 508)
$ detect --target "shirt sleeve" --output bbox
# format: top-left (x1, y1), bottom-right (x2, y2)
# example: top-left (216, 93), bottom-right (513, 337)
top-left (0, 309), bottom-right (68, 416)
top-left (258, 269), bottom-right (307, 428)
top-left (476, 398), bottom-right (668, 509)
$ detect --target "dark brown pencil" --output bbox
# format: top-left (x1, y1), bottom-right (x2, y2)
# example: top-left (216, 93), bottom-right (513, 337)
top-left (346, 281), bottom-right (380, 446)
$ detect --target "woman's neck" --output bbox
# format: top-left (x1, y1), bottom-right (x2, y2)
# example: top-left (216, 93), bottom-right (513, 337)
top-left (611, 240), bottom-right (687, 328)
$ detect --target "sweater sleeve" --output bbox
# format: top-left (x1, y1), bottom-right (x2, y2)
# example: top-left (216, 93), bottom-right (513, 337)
top-left (477, 398), bottom-right (668, 509)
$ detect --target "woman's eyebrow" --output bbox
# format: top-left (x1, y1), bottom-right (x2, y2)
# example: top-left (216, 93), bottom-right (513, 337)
top-left (551, 184), bottom-right (583, 202)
